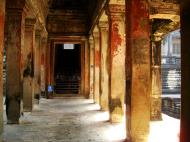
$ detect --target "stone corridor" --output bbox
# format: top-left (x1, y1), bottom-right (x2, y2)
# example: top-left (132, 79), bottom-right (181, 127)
top-left (3, 97), bottom-right (126, 142)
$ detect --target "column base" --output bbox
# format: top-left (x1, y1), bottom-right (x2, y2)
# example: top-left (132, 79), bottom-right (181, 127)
top-left (7, 120), bottom-right (19, 124)
top-left (150, 96), bottom-right (162, 121)
top-left (6, 97), bottom-right (21, 125)
top-left (110, 113), bottom-right (123, 123)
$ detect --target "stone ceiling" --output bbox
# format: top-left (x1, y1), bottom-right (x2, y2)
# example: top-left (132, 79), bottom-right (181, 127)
top-left (47, 0), bottom-right (180, 37)
top-left (47, 0), bottom-right (104, 36)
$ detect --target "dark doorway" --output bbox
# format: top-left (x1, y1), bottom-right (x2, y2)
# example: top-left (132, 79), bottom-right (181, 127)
top-left (54, 44), bottom-right (81, 94)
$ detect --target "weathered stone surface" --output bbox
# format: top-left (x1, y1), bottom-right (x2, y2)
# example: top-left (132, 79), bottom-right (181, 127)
top-left (34, 30), bottom-right (42, 103)
top-left (93, 27), bottom-right (100, 105)
top-left (89, 36), bottom-right (95, 99)
top-left (84, 40), bottom-right (90, 98)
top-left (151, 40), bottom-right (162, 121)
top-left (40, 38), bottom-right (47, 95)
top-left (5, 9), bottom-right (25, 124)
top-left (126, 0), bottom-right (151, 141)
top-left (23, 18), bottom-right (36, 112)
top-left (107, 4), bottom-right (125, 123)
top-left (98, 19), bottom-right (109, 111)
top-left (47, 9), bottom-right (88, 36)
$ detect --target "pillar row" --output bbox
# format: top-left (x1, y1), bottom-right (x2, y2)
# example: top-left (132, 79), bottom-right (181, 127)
top-left (5, 8), bottom-right (25, 124)
top-left (23, 18), bottom-right (36, 112)
top-left (107, 4), bottom-right (126, 123)
top-left (98, 21), bottom-right (109, 111)
top-left (93, 27), bottom-right (100, 104)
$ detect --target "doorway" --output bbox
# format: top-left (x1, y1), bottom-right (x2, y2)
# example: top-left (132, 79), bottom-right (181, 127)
top-left (54, 44), bottom-right (81, 95)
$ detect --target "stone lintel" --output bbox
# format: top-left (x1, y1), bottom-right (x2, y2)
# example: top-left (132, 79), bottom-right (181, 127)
top-left (149, 1), bottom-right (179, 15)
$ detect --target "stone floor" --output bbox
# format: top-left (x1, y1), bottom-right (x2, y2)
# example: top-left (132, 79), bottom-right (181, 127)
top-left (148, 113), bottom-right (180, 142)
top-left (3, 97), bottom-right (126, 142)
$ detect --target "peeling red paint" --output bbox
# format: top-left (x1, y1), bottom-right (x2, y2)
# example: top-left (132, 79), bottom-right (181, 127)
top-left (111, 23), bottom-right (122, 57)
top-left (95, 50), bottom-right (100, 67)
top-left (132, 0), bottom-right (149, 37)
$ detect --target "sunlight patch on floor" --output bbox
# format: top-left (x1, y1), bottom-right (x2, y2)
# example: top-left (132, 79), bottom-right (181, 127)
top-left (148, 114), bottom-right (180, 142)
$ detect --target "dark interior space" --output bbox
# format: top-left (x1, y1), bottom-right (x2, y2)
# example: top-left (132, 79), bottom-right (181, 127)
top-left (54, 44), bottom-right (81, 94)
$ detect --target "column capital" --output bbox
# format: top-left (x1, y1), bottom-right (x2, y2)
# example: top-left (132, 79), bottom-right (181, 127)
top-left (42, 37), bottom-right (48, 43)
top-left (93, 27), bottom-right (100, 39)
top-left (35, 29), bottom-right (43, 37)
top-left (152, 34), bottom-right (162, 42)
top-left (25, 18), bottom-right (36, 27)
top-left (89, 36), bottom-right (94, 43)
top-left (106, 4), bottom-right (125, 16)
top-left (98, 21), bottom-right (109, 30)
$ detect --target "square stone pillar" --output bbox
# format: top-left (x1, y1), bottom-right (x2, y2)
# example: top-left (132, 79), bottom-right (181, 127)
top-left (107, 4), bottom-right (126, 123)
top-left (151, 39), bottom-right (162, 121)
top-left (5, 9), bottom-right (25, 124)
top-left (93, 27), bottom-right (101, 104)
top-left (40, 37), bottom-right (47, 96)
top-left (34, 30), bottom-right (42, 103)
top-left (180, 1), bottom-right (190, 142)
top-left (0, 0), bottom-right (5, 138)
top-left (89, 36), bottom-right (95, 99)
top-left (23, 18), bottom-right (36, 112)
top-left (126, 0), bottom-right (151, 141)
top-left (84, 40), bottom-right (90, 98)
top-left (98, 20), bottom-right (109, 111)
top-left (46, 39), bottom-right (51, 95)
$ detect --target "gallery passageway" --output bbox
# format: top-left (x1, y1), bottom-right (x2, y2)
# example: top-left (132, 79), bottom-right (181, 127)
top-left (0, 0), bottom-right (190, 142)
top-left (3, 97), bottom-right (126, 142)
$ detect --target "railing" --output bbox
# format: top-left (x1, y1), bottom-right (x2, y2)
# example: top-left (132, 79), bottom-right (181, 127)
top-left (162, 97), bottom-right (180, 118)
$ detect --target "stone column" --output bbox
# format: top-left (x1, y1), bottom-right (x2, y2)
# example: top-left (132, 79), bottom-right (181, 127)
top-left (126, 0), bottom-right (150, 141)
top-left (40, 37), bottom-right (47, 96)
top-left (23, 18), bottom-right (36, 112)
top-left (46, 39), bottom-right (50, 94)
top-left (107, 4), bottom-right (125, 123)
top-left (93, 27), bottom-right (100, 104)
top-left (34, 30), bottom-right (42, 103)
top-left (98, 20), bottom-right (109, 111)
top-left (180, 1), bottom-right (190, 142)
top-left (89, 36), bottom-right (95, 99)
top-left (5, 8), bottom-right (25, 124)
top-left (151, 39), bottom-right (162, 121)
top-left (84, 40), bottom-right (90, 98)
top-left (80, 42), bottom-right (85, 95)
top-left (0, 0), bottom-right (5, 138)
